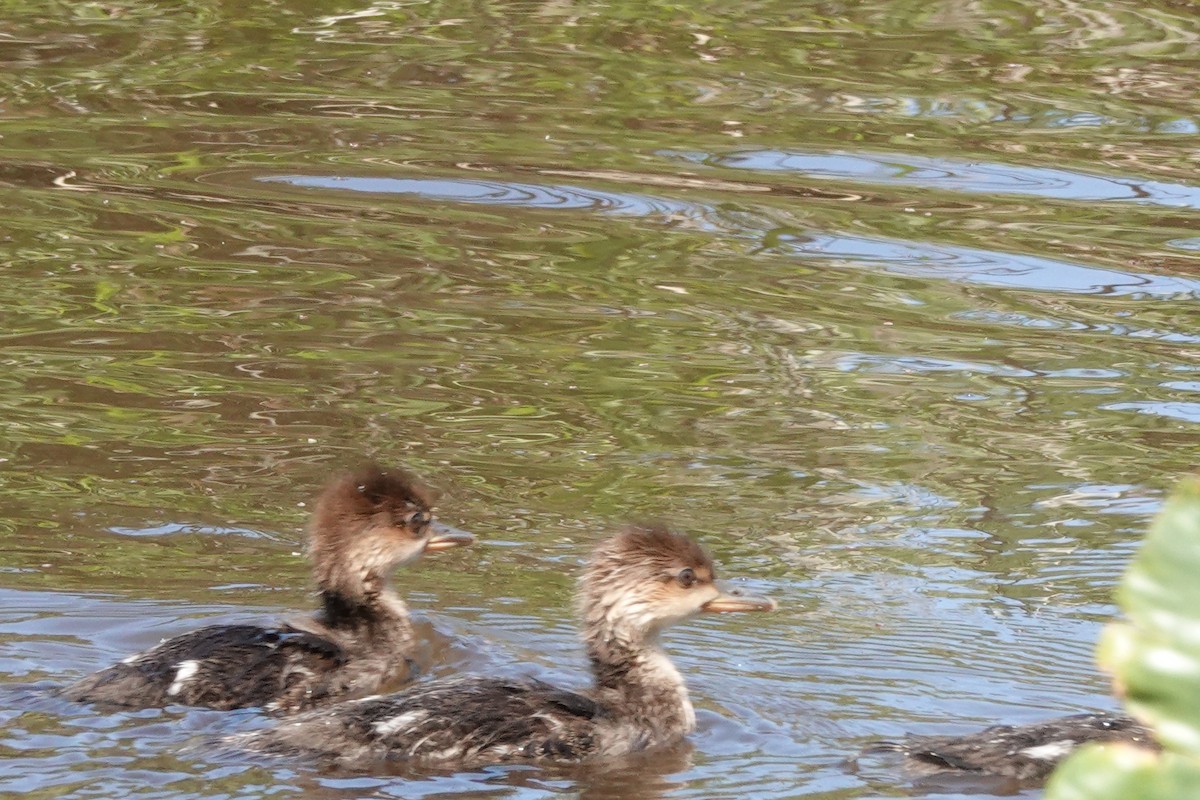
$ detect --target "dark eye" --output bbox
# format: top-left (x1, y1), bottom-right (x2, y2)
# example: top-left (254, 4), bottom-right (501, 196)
top-left (677, 568), bottom-right (697, 588)
top-left (409, 511), bottom-right (431, 528)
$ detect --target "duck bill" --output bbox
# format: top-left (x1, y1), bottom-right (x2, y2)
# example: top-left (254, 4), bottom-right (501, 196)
top-left (701, 592), bottom-right (777, 613)
top-left (424, 521), bottom-right (475, 552)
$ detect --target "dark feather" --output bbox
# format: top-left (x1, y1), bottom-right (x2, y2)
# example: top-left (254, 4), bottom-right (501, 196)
top-left (893, 712), bottom-right (1157, 783)
top-left (543, 687), bottom-right (604, 720)
top-left (256, 676), bottom-right (611, 768)
top-left (61, 618), bottom-right (416, 713)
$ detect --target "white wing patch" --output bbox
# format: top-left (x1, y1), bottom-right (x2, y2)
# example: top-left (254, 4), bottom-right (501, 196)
top-left (372, 709), bottom-right (429, 737)
top-left (1019, 740), bottom-right (1074, 761)
top-left (424, 746), bottom-right (467, 761)
top-left (167, 660), bottom-right (200, 696)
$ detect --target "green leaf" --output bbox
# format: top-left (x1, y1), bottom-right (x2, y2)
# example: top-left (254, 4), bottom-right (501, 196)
top-left (1106, 477), bottom-right (1200, 756)
top-left (1046, 477), bottom-right (1200, 797)
top-left (1046, 745), bottom-right (1200, 800)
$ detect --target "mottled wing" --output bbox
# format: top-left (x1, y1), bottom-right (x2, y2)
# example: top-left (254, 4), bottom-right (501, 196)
top-left (61, 624), bottom-right (346, 711)
top-left (259, 676), bottom-right (605, 767)
top-left (904, 713), bottom-right (1154, 781)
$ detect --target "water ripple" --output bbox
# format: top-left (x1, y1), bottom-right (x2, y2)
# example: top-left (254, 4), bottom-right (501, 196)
top-left (1101, 401), bottom-right (1200, 423)
top-left (258, 173), bottom-right (1200, 298)
top-left (662, 148), bottom-right (1200, 210)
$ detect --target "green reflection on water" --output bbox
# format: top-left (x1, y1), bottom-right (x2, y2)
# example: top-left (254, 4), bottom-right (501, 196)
top-left (1, 1), bottom-right (1199, 798)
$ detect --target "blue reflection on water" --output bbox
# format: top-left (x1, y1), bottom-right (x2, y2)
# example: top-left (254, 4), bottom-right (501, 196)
top-left (661, 148), bottom-right (1200, 209)
top-left (260, 174), bottom-right (1200, 299)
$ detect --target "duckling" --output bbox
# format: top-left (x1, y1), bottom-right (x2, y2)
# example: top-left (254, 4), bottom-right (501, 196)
top-left (61, 465), bottom-right (474, 713)
top-left (874, 711), bottom-right (1156, 784)
top-left (236, 522), bottom-right (775, 769)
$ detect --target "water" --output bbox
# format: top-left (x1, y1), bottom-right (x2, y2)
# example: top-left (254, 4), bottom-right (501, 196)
top-left (2, 1), bottom-right (1199, 797)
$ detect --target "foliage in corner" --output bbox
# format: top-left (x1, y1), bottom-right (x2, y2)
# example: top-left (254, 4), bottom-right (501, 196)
top-left (1046, 477), bottom-right (1200, 799)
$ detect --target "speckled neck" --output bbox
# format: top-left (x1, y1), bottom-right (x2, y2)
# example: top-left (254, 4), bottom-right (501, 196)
top-left (587, 634), bottom-right (695, 737)
top-left (318, 579), bottom-right (415, 648)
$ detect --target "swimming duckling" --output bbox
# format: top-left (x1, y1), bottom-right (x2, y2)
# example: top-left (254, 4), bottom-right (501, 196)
top-left (875, 711), bottom-right (1156, 784)
top-left (62, 464), bottom-right (474, 713)
top-left (237, 522), bottom-right (775, 769)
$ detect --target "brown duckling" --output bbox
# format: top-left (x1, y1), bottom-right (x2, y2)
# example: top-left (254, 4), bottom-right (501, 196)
top-left (874, 711), bottom-right (1156, 784)
top-left (62, 464), bottom-right (474, 713)
top-left (236, 522), bottom-right (775, 769)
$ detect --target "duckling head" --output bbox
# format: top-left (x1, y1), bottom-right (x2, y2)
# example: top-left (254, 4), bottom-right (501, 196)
top-left (579, 522), bottom-right (774, 653)
top-left (308, 464), bottom-right (474, 600)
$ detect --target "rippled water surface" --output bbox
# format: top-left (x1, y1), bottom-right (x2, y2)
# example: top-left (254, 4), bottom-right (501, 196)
top-left (3, 2), bottom-right (1200, 798)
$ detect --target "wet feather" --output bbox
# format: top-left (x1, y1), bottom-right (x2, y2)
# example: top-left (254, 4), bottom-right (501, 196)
top-left (61, 464), bottom-right (468, 713)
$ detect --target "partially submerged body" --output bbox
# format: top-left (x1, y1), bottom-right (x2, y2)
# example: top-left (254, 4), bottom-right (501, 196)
top-left (62, 465), bottom-right (473, 713)
top-left (872, 711), bottom-right (1156, 785)
top-left (238, 523), bottom-right (775, 769)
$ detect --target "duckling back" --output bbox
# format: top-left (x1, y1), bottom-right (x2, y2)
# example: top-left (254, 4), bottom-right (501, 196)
top-left (247, 675), bottom-right (612, 769)
top-left (873, 712), bottom-right (1156, 783)
top-left (60, 622), bottom-right (412, 713)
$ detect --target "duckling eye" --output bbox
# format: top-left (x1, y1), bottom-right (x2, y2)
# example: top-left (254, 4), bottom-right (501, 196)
top-left (676, 568), bottom-right (697, 589)
top-left (408, 511), bottom-right (431, 529)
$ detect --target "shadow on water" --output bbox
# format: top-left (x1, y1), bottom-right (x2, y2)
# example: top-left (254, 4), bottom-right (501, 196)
top-left (296, 741), bottom-right (696, 800)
